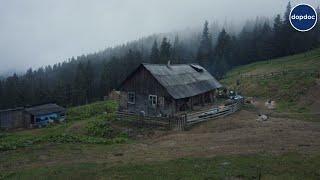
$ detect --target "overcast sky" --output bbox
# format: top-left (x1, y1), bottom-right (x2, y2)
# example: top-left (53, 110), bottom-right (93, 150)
top-left (0, 0), bottom-right (319, 74)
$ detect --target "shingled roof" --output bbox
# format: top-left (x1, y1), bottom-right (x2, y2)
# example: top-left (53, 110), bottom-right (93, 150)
top-left (142, 63), bottom-right (222, 99)
top-left (25, 103), bottom-right (66, 116)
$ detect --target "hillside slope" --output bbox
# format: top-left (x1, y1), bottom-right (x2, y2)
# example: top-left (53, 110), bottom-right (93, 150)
top-left (222, 49), bottom-right (320, 115)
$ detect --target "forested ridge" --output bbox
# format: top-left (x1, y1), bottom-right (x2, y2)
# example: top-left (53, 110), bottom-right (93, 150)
top-left (0, 2), bottom-right (319, 109)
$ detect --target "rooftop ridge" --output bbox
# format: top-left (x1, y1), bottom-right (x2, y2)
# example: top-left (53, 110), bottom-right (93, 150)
top-left (142, 63), bottom-right (200, 66)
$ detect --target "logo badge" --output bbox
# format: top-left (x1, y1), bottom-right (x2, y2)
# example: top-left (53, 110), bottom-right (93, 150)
top-left (290, 4), bottom-right (317, 32)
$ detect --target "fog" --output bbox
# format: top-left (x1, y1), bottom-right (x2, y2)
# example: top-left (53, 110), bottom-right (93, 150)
top-left (0, 0), bottom-right (319, 74)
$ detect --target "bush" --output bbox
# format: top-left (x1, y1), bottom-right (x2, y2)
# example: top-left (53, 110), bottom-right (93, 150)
top-left (44, 133), bottom-right (111, 144)
top-left (67, 101), bottom-right (118, 121)
top-left (0, 132), bottom-right (128, 151)
top-left (86, 120), bottom-right (114, 138)
top-left (86, 114), bottom-right (119, 138)
top-left (0, 137), bottom-right (42, 151)
top-left (0, 132), bottom-right (8, 138)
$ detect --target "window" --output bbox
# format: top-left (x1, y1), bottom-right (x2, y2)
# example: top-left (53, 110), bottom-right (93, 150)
top-left (158, 97), bottom-right (165, 107)
top-left (149, 95), bottom-right (157, 107)
top-left (128, 92), bottom-right (135, 104)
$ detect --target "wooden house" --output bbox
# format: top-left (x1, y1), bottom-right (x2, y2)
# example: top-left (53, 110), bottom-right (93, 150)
top-left (119, 63), bottom-right (222, 116)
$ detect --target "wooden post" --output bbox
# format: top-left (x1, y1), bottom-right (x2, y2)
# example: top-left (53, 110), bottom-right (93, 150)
top-left (201, 94), bottom-right (204, 106)
top-left (189, 98), bottom-right (193, 111)
top-left (209, 92), bottom-right (214, 104)
top-left (184, 114), bottom-right (187, 130)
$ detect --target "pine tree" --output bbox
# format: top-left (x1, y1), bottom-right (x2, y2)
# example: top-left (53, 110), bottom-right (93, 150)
top-left (74, 62), bottom-right (86, 105)
top-left (85, 61), bottom-right (94, 103)
top-left (283, 1), bottom-right (295, 55)
top-left (100, 60), bottom-right (109, 96)
top-left (316, 6), bottom-right (320, 44)
top-left (197, 21), bottom-right (212, 66)
top-left (260, 22), bottom-right (274, 60)
top-left (172, 35), bottom-right (181, 64)
top-left (24, 68), bottom-right (36, 105)
top-left (4, 74), bottom-right (21, 108)
top-left (159, 37), bottom-right (172, 64)
top-left (0, 80), bottom-right (3, 109)
top-left (273, 14), bottom-right (284, 57)
top-left (125, 49), bottom-right (141, 69)
top-left (283, 1), bottom-right (291, 26)
top-left (150, 40), bottom-right (160, 63)
top-left (214, 29), bottom-right (231, 58)
top-left (213, 29), bottom-right (232, 77)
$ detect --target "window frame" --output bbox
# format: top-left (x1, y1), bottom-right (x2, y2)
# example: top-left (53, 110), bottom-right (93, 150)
top-left (128, 92), bottom-right (136, 104)
top-left (149, 95), bottom-right (157, 107)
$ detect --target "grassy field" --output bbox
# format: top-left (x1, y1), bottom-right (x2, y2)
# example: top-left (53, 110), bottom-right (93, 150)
top-left (222, 48), bottom-right (320, 115)
top-left (2, 153), bottom-right (320, 179)
top-left (0, 101), bottom-right (127, 152)
top-left (1, 108), bottom-right (320, 179)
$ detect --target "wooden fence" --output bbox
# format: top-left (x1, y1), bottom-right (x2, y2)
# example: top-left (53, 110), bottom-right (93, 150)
top-left (186, 100), bottom-right (243, 127)
top-left (116, 100), bottom-right (243, 131)
top-left (236, 69), bottom-right (320, 79)
top-left (116, 111), bottom-right (170, 128)
top-left (169, 114), bottom-right (187, 131)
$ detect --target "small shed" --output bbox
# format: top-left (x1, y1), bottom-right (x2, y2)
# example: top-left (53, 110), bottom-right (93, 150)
top-left (25, 104), bottom-right (66, 126)
top-left (0, 107), bottom-right (27, 129)
top-left (0, 103), bottom-right (66, 129)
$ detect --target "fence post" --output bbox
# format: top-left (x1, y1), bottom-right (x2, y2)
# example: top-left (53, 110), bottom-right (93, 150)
top-left (182, 114), bottom-right (187, 131)
top-left (185, 114), bottom-right (187, 129)
top-left (178, 117), bottom-right (181, 131)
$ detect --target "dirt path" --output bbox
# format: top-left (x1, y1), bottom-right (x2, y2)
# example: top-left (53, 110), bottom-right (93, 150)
top-left (1, 110), bottom-right (320, 172)
top-left (129, 110), bottom-right (320, 158)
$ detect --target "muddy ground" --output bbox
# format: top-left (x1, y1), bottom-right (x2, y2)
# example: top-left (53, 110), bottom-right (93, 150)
top-left (1, 109), bottom-right (320, 173)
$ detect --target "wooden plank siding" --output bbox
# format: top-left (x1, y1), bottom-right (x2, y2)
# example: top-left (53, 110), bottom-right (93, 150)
top-left (121, 66), bottom-right (170, 97)
top-left (0, 109), bottom-right (30, 129)
top-left (120, 66), bottom-right (176, 116)
top-left (118, 64), bottom-right (221, 117)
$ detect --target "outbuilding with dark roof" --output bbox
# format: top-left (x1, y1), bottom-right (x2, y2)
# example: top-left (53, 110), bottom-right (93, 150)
top-left (25, 104), bottom-right (66, 126)
top-left (0, 103), bottom-right (66, 129)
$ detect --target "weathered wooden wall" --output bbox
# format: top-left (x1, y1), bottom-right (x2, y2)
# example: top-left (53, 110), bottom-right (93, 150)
top-left (119, 65), bottom-right (218, 116)
top-left (175, 90), bottom-right (216, 111)
top-left (0, 109), bottom-right (27, 129)
top-left (121, 66), bottom-right (169, 97)
top-left (120, 66), bottom-right (175, 116)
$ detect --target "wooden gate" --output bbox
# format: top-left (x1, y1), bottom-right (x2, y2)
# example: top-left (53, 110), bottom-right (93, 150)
top-left (170, 114), bottom-right (187, 131)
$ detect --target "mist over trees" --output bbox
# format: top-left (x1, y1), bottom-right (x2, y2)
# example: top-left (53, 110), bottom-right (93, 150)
top-left (0, 2), bottom-right (319, 109)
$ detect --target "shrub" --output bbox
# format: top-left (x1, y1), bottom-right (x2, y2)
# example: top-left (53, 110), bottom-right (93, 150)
top-left (67, 101), bottom-right (118, 122)
top-left (86, 120), bottom-right (114, 138)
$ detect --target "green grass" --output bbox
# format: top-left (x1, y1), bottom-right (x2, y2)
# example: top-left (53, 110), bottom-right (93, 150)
top-left (222, 48), bottom-right (320, 114)
top-left (0, 101), bottom-right (125, 152)
top-left (66, 101), bottom-right (118, 121)
top-left (2, 153), bottom-right (320, 180)
top-left (225, 49), bottom-right (320, 77)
